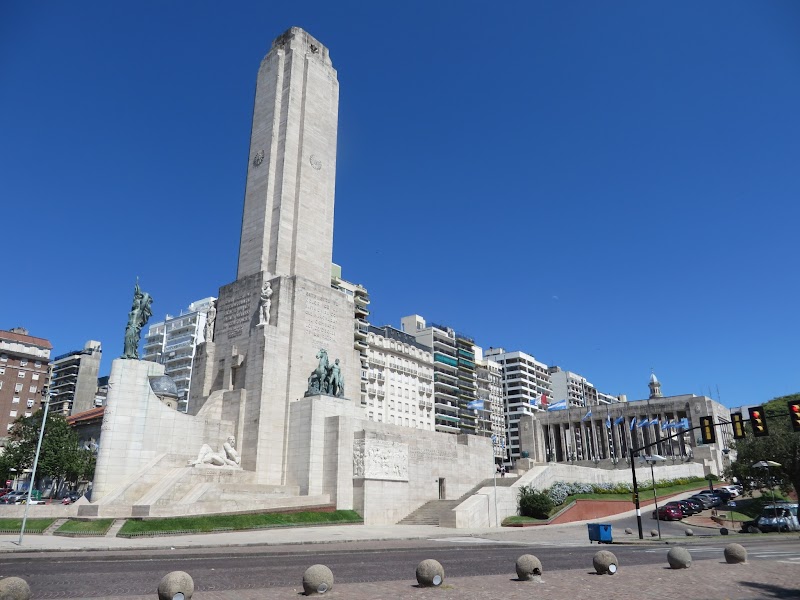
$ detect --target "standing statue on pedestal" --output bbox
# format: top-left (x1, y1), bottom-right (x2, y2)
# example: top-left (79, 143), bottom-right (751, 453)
top-left (122, 281), bottom-right (153, 359)
top-left (305, 349), bottom-right (345, 398)
top-left (204, 300), bottom-right (217, 343)
top-left (257, 281), bottom-right (273, 326)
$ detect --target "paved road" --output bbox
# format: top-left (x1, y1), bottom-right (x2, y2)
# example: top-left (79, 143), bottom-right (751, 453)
top-left (2, 537), bottom-right (799, 598)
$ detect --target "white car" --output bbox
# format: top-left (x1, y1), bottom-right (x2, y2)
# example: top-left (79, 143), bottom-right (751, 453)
top-left (720, 485), bottom-right (740, 498)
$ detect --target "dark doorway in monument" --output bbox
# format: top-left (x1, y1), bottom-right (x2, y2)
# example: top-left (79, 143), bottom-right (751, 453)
top-left (438, 478), bottom-right (446, 500)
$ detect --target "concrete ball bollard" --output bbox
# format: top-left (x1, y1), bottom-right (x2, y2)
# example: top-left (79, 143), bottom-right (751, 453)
top-left (624, 527), bottom-right (633, 535)
top-left (515, 554), bottom-right (543, 581)
top-left (157, 571), bottom-right (194, 600)
top-left (0, 577), bottom-right (32, 600)
top-left (667, 547), bottom-right (692, 569)
top-left (650, 529), bottom-right (659, 537)
top-left (302, 564), bottom-right (334, 595)
top-left (416, 559), bottom-right (445, 587)
top-left (724, 543), bottom-right (748, 564)
top-left (720, 527), bottom-right (729, 536)
top-left (684, 528), bottom-right (694, 536)
top-left (592, 550), bottom-right (618, 575)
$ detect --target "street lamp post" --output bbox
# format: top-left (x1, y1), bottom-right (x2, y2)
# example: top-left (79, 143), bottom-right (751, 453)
top-left (645, 454), bottom-right (667, 540)
top-left (18, 389), bottom-right (50, 546)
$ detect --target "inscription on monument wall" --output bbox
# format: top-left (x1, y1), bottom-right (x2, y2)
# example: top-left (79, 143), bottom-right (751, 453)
top-left (304, 290), bottom-right (337, 348)
top-left (409, 447), bottom-right (457, 462)
top-left (353, 439), bottom-right (409, 481)
top-left (216, 277), bottom-right (260, 339)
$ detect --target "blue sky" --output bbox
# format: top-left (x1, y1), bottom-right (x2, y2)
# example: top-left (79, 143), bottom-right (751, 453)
top-left (2, 2), bottom-right (798, 408)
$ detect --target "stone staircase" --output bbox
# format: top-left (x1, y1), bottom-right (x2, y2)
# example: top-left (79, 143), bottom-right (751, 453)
top-left (398, 476), bottom-right (518, 526)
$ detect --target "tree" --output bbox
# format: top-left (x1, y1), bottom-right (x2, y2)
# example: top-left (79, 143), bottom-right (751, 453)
top-left (2, 410), bottom-right (95, 494)
top-left (728, 393), bottom-right (800, 496)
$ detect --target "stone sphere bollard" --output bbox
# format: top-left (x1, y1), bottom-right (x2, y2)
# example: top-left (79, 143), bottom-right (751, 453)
top-left (724, 543), bottom-right (748, 564)
top-left (684, 528), bottom-right (694, 536)
top-left (515, 554), bottom-right (543, 580)
top-left (592, 550), bottom-right (618, 575)
top-left (157, 571), bottom-right (194, 600)
top-left (0, 577), bottom-right (32, 600)
top-left (667, 547), bottom-right (692, 569)
top-left (650, 529), bottom-right (659, 537)
top-left (624, 527), bottom-right (633, 535)
top-left (302, 564), bottom-right (334, 595)
top-left (416, 559), bottom-right (445, 587)
top-left (720, 527), bottom-right (729, 536)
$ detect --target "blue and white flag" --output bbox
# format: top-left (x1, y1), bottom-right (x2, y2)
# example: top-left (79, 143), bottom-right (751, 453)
top-left (630, 419), bottom-right (637, 431)
top-left (677, 417), bottom-right (690, 430)
top-left (605, 416), bottom-right (612, 429)
top-left (649, 418), bottom-right (659, 427)
top-left (581, 410), bottom-right (592, 422)
top-left (661, 420), bottom-right (672, 430)
top-left (467, 400), bottom-right (483, 410)
top-left (638, 418), bottom-right (650, 427)
top-left (614, 416), bottom-right (625, 425)
top-left (547, 400), bottom-right (568, 411)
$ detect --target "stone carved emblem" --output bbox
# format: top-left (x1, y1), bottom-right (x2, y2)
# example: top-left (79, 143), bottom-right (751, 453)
top-left (352, 439), bottom-right (409, 481)
top-left (309, 154), bottom-right (322, 170)
top-left (253, 150), bottom-right (265, 167)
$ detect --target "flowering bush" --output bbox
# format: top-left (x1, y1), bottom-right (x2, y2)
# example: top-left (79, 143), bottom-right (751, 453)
top-left (544, 476), bottom-right (707, 506)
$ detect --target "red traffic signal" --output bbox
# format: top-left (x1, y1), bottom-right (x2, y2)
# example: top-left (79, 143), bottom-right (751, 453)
top-left (788, 400), bottom-right (800, 433)
top-left (749, 406), bottom-right (769, 437)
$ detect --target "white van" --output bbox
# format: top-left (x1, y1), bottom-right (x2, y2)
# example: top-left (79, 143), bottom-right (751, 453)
top-left (757, 503), bottom-right (799, 532)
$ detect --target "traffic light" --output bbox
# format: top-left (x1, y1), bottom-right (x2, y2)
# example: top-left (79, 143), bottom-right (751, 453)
top-left (788, 400), bottom-right (800, 432)
top-left (748, 406), bottom-right (769, 437)
top-left (731, 412), bottom-right (746, 440)
top-left (700, 416), bottom-right (716, 444)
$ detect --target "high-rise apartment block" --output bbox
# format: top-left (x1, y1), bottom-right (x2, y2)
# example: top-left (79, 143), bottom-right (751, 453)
top-left (484, 348), bottom-right (553, 463)
top-left (142, 297), bottom-right (215, 412)
top-left (475, 350), bottom-right (505, 459)
top-left (0, 328), bottom-right (51, 445)
top-left (330, 264), bottom-right (370, 404)
top-left (364, 325), bottom-right (434, 430)
top-left (50, 340), bottom-right (102, 415)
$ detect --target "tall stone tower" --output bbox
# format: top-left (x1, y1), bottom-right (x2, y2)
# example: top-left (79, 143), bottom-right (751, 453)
top-left (189, 28), bottom-right (361, 486)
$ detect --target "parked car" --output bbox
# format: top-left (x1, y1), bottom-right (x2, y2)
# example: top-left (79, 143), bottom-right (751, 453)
top-left (695, 493), bottom-right (722, 508)
top-left (0, 493), bottom-right (26, 504)
top-left (653, 504), bottom-right (683, 520)
top-left (662, 501), bottom-right (690, 517)
top-left (689, 495), bottom-right (714, 510)
top-left (755, 504), bottom-right (799, 533)
top-left (677, 500), bottom-right (700, 515)
top-left (720, 485), bottom-right (740, 498)
top-left (711, 489), bottom-right (733, 503)
top-left (683, 498), bottom-right (704, 513)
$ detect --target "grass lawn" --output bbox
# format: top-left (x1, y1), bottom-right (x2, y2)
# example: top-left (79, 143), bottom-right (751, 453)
top-left (55, 519), bottom-right (115, 535)
top-left (117, 510), bottom-right (362, 537)
top-left (502, 515), bottom-right (546, 526)
top-left (0, 518), bottom-right (55, 533)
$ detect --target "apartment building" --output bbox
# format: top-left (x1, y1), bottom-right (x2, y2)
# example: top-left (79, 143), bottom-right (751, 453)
top-left (49, 340), bottom-right (102, 415)
top-left (484, 348), bottom-right (553, 464)
top-left (331, 264), bottom-right (370, 405)
top-left (0, 328), bottom-right (51, 445)
top-left (142, 297), bottom-right (216, 412)
top-left (364, 325), bottom-right (434, 430)
top-left (475, 350), bottom-right (506, 460)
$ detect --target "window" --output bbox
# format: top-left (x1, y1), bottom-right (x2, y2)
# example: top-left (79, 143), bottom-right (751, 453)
top-left (6, 425), bottom-right (12, 432)
top-left (26, 399), bottom-right (34, 408)
top-left (15, 383), bottom-right (23, 393)
top-left (17, 371), bottom-right (25, 379)
top-left (12, 397), bottom-right (19, 404)
top-left (0, 354), bottom-right (7, 362)
top-left (32, 373), bottom-right (39, 381)
top-left (24, 413), bottom-right (31, 418)
top-left (0, 367), bottom-right (4, 375)
top-left (34, 361), bottom-right (41, 368)
top-left (29, 386), bottom-right (37, 393)
top-left (20, 359), bottom-right (28, 366)
top-left (9, 411), bottom-right (16, 418)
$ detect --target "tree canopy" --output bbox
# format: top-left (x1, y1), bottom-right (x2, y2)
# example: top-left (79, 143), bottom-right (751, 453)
top-left (729, 393), bottom-right (800, 496)
top-left (0, 409), bottom-right (95, 491)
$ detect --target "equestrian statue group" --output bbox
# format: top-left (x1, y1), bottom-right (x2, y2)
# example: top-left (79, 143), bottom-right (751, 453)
top-left (305, 349), bottom-right (345, 398)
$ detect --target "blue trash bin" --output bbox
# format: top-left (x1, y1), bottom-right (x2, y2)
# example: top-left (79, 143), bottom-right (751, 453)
top-left (587, 523), bottom-right (613, 544)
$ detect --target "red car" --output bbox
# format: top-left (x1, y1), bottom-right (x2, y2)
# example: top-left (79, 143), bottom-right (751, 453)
top-left (652, 504), bottom-right (683, 521)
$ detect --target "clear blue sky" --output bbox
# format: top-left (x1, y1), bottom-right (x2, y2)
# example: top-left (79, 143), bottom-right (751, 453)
top-left (2, 2), bottom-right (798, 408)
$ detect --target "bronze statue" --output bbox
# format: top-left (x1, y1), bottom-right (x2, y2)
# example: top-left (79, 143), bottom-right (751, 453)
top-left (122, 281), bottom-right (153, 359)
top-left (305, 349), bottom-right (345, 397)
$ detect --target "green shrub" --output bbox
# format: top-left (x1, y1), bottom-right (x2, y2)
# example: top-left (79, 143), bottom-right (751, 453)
top-left (517, 485), bottom-right (554, 519)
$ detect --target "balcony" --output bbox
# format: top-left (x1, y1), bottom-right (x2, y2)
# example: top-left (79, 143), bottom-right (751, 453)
top-left (367, 371), bottom-right (376, 380)
top-left (355, 304), bottom-right (370, 317)
top-left (376, 388), bottom-right (385, 397)
top-left (419, 398), bottom-right (433, 409)
top-left (434, 389), bottom-right (459, 402)
top-left (435, 423), bottom-right (460, 434)
top-left (354, 340), bottom-right (369, 351)
top-left (354, 324), bottom-right (369, 339)
top-left (435, 401), bottom-right (459, 413)
top-left (368, 356), bottom-right (386, 366)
